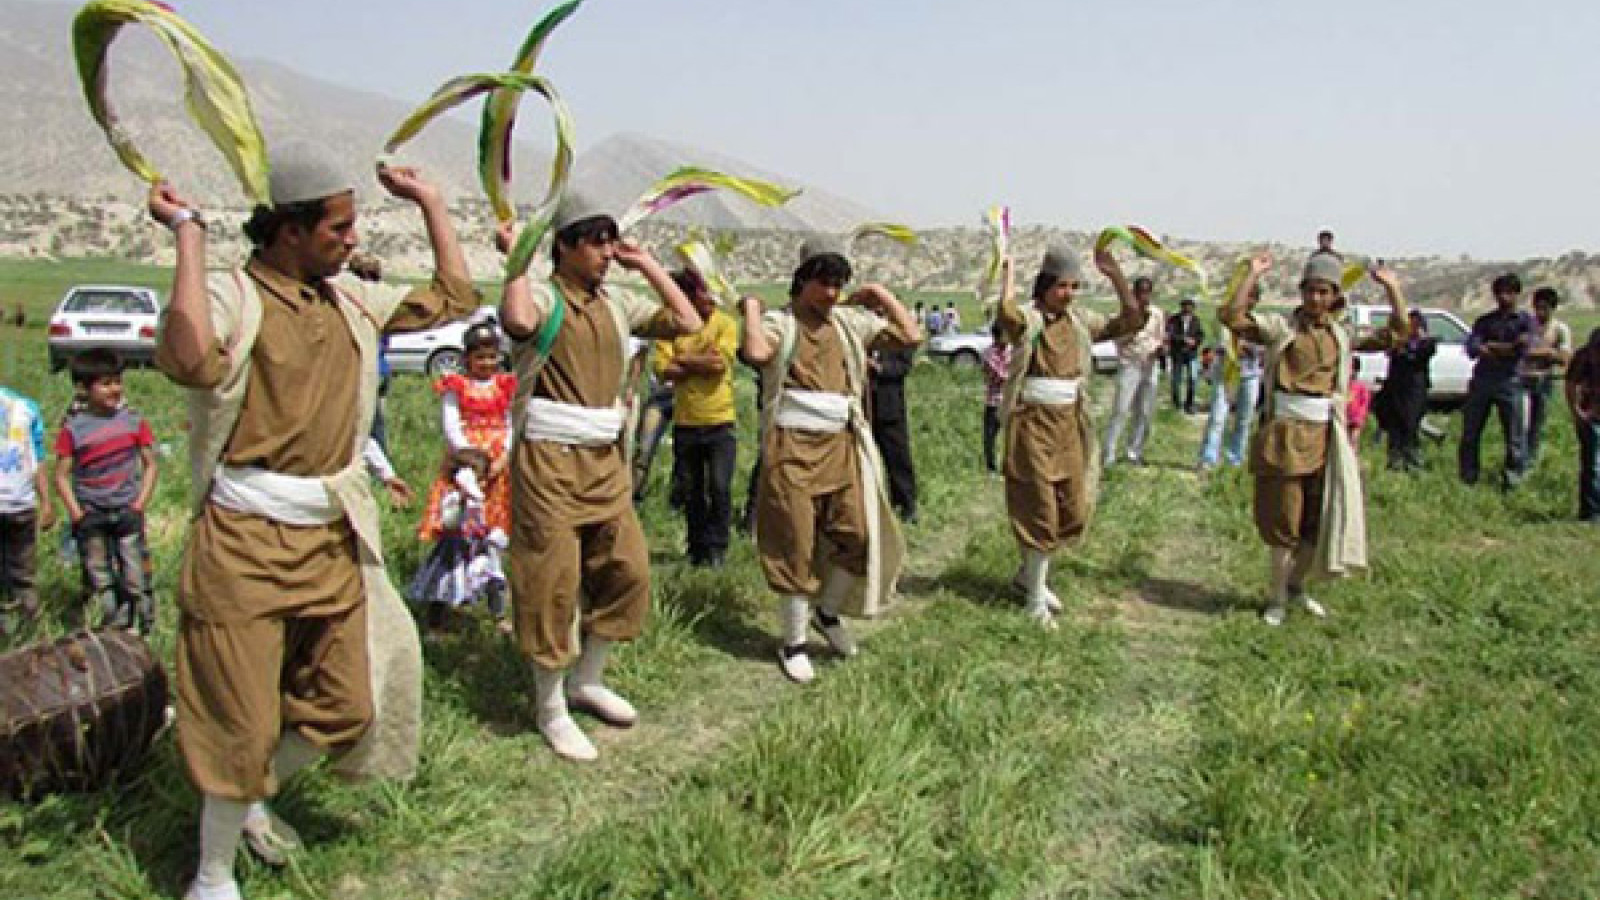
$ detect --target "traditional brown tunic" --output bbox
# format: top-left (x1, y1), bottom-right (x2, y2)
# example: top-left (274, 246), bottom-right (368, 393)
top-left (507, 274), bottom-right (676, 670)
top-left (157, 256), bottom-right (477, 799)
top-left (755, 303), bottom-right (915, 597)
top-left (1223, 306), bottom-right (1403, 549)
top-left (997, 301), bottom-right (1146, 552)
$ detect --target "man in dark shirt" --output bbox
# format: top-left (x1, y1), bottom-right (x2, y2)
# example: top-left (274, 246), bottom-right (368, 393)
top-left (869, 345), bottom-right (918, 523)
top-left (1565, 327), bottom-right (1600, 522)
top-left (1459, 272), bottom-right (1535, 487)
top-left (1166, 297), bottom-right (1204, 413)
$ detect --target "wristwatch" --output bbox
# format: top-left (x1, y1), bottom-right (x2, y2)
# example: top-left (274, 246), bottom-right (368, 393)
top-left (166, 208), bottom-right (206, 232)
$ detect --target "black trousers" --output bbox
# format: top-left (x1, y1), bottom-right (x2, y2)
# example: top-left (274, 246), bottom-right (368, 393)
top-left (676, 423), bottom-right (737, 561)
top-left (872, 414), bottom-right (917, 519)
top-left (982, 405), bottom-right (1002, 472)
top-left (1459, 376), bottom-right (1527, 485)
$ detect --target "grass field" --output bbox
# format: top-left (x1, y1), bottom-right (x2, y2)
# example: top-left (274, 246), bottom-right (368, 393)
top-left (2, 257), bottom-right (1599, 899)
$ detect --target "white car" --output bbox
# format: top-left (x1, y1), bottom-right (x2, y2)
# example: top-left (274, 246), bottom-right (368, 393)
top-left (46, 285), bottom-right (161, 372)
top-left (1348, 304), bottom-right (1473, 404)
top-left (385, 306), bottom-right (507, 375)
top-left (925, 328), bottom-right (1120, 374)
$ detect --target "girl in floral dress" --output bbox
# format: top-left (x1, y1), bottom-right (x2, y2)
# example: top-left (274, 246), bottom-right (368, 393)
top-left (417, 323), bottom-right (515, 628)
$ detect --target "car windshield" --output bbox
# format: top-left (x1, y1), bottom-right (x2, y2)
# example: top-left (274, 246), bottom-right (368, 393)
top-left (64, 290), bottom-right (155, 315)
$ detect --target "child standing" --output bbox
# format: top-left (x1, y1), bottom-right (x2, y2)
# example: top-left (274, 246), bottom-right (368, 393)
top-left (52, 349), bottom-right (158, 633)
top-left (1, 384), bottom-right (56, 635)
top-left (410, 448), bottom-right (509, 632)
top-left (1347, 357), bottom-right (1373, 443)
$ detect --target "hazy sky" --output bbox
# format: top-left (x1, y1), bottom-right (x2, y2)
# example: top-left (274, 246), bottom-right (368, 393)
top-left (89, 0), bottom-right (1600, 259)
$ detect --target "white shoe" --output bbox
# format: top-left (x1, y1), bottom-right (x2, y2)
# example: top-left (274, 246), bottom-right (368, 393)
top-left (777, 644), bottom-right (815, 683)
top-left (537, 713), bottom-right (598, 762)
top-left (1025, 603), bottom-right (1058, 631)
top-left (1011, 572), bottom-right (1062, 613)
top-left (1261, 604), bottom-right (1286, 627)
top-left (1297, 595), bottom-right (1327, 619)
top-left (184, 879), bottom-right (242, 900)
top-left (241, 804), bottom-right (301, 867)
top-left (812, 609), bottom-right (858, 657)
top-left (567, 683), bottom-right (638, 728)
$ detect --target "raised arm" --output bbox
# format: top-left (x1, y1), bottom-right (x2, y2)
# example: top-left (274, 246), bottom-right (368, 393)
top-left (739, 295), bottom-right (775, 366)
top-left (994, 256), bottom-right (1025, 341)
top-left (1090, 245), bottom-right (1149, 340)
top-left (852, 284), bottom-right (923, 350)
top-left (1220, 252), bottom-right (1272, 344)
top-left (378, 164), bottom-right (467, 287)
top-left (1355, 262), bottom-right (1409, 351)
top-left (149, 182), bottom-right (214, 378)
top-left (614, 240), bottom-right (702, 336)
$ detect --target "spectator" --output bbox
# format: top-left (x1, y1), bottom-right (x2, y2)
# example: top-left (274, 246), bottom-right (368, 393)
top-left (1166, 296), bottom-right (1204, 413)
top-left (1312, 229), bottom-right (1342, 260)
top-left (1459, 273), bottom-right (1535, 487)
top-left (870, 345), bottom-right (918, 523)
top-left (1518, 287), bottom-right (1572, 466)
top-left (1373, 310), bottom-right (1435, 471)
top-left (655, 269), bottom-right (740, 567)
top-left (52, 348), bottom-right (158, 633)
top-left (1102, 276), bottom-right (1166, 467)
top-left (0, 384), bottom-right (56, 635)
top-left (943, 302), bottom-right (962, 334)
top-left (1346, 356), bottom-right (1372, 442)
top-left (980, 322), bottom-right (1012, 474)
top-left (1198, 330), bottom-right (1264, 471)
top-left (1564, 327), bottom-right (1600, 522)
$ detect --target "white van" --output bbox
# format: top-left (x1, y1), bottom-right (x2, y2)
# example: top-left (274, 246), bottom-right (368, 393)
top-left (1347, 304), bottom-right (1473, 404)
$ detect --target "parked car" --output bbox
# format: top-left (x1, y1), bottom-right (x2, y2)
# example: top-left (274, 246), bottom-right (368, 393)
top-left (1348, 304), bottom-right (1472, 404)
top-left (384, 306), bottom-right (508, 376)
top-left (46, 285), bottom-right (162, 372)
top-left (925, 327), bottom-right (1120, 374)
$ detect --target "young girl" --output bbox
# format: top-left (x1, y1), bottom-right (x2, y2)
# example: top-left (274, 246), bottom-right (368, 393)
top-left (417, 322), bottom-right (515, 545)
top-left (410, 447), bottom-right (510, 632)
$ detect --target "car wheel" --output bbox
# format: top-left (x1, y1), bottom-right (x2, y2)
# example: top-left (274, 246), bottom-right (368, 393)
top-left (953, 349), bottom-right (980, 367)
top-left (426, 348), bottom-right (464, 376)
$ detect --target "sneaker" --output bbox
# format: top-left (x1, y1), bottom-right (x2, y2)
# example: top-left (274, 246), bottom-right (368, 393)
top-left (567, 683), bottom-right (638, 728)
top-left (1261, 604), bottom-right (1286, 627)
top-left (777, 644), bottom-right (815, 683)
top-left (812, 609), bottom-right (858, 657)
top-left (538, 714), bottom-right (599, 762)
top-left (242, 804), bottom-right (301, 867)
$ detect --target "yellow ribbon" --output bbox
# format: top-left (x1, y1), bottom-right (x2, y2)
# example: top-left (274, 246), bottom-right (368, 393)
top-left (73, 0), bottom-right (270, 203)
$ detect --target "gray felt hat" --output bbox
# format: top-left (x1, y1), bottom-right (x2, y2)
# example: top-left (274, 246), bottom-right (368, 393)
top-left (1039, 244), bottom-right (1083, 281)
top-left (797, 233), bottom-right (849, 266)
top-left (1301, 253), bottom-right (1345, 289)
top-left (552, 189), bottom-right (616, 233)
top-left (268, 141), bottom-right (354, 206)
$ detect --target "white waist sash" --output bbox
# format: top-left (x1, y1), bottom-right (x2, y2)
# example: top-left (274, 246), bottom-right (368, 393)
top-left (1273, 391), bottom-right (1334, 423)
top-left (523, 397), bottom-right (625, 446)
top-left (1020, 376), bottom-right (1081, 406)
top-left (210, 465), bottom-right (341, 527)
top-left (775, 390), bottom-right (853, 434)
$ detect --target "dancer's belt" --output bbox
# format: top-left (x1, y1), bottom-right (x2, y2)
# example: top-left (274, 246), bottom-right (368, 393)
top-left (523, 397), bottom-right (625, 446)
top-left (1020, 377), bottom-right (1081, 406)
top-left (210, 465), bottom-right (340, 526)
top-left (774, 390), bottom-right (853, 434)
top-left (1273, 391), bottom-right (1333, 423)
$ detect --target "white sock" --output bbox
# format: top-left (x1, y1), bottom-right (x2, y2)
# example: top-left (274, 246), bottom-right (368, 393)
top-left (532, 664), bottom-right (568, 725)
top-left (195, 795), bottom-right (248, 891)
top-left (272, 731), bottom-right (324, 784)
top-left (781, 596), bottom-right (810, 646)
top-left (818, 567), bottom-right (855, 616)
top-left (571, 636), bottom-right (612, 689)
top-left (1021, 550), bottom-right (1050, 612)
top-left (1269, 547), bottom-right (1295, 606)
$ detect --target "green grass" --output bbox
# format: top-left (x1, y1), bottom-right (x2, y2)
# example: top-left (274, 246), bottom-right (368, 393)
top-left (3, 256), bottom-right (1600, 898)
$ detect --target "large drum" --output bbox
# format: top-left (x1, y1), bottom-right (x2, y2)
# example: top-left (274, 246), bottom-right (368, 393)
top-left (0, 630), bottom-right (169, 797)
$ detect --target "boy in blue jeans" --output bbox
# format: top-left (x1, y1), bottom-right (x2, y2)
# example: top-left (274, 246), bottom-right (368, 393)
top-left (53, 349), bottom-right (158, 633)
top-left (1, 385), bottom-right (56, 635)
